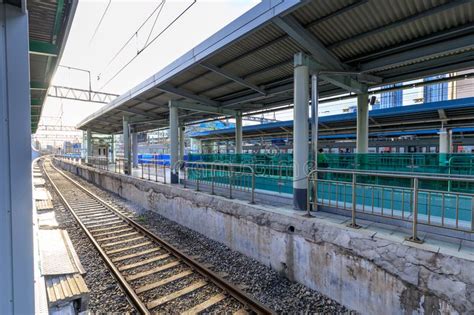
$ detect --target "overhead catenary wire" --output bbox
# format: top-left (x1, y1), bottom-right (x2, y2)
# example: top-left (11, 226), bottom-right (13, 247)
top-left (98, 0), bottom-right (166, 80)
top-left (144, 0), bottom-right (166, 48)
top-left (89, 0), bottom-right (112, 45)
top-left (99, 0), bottom-right (196, 91)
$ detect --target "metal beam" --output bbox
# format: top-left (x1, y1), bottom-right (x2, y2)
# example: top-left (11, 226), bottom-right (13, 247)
top-left (134, 97), bottom-right (163, 107)
top-left (200, 62), bottom-right (266, 95)
top-left (320, 74), bottom-right (367, 94)
top-left (221, 81), bottom-right (295, 107)
top-left (31, 98), bottom-right (43, 106)
top-left (438, 109), bottom-right (448, 120)
top-left (360, 34), bottom-right (474, 72)
top-left (158, 84), bottom-right (220, 106)
top-left (47, 85), bottom-right (118, 104)
top-left (170, 101), bottom-right (237, 116)
top-left (330, 0), bottom-right (471, 50)
top-left (346, 24), bottom-right (474, 64)
top-left (382, 55), bottom-right (474, 84)
top-left (119, 107), bottom-right (162, 120)
top-left (274, 15), bottom-right (345, 71)
top-left (30, 81), bottom-right (48, 90)
top-left (28, 40), bottom-right (58, 57)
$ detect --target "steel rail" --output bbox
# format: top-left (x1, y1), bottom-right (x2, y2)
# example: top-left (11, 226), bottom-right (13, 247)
top-left (45, 158), bottom-right (272, 315)
top-left (42, 160), bottom-right (150, 314)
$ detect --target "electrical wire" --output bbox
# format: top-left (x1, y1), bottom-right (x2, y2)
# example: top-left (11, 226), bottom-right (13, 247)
top-left (98, 0), bottom-right (166, 79)
top-left (144, 0), bottom-right (166, 48)
top-left (89, 0), bottom-right (112, 45)
top-left (99, 0), bottom-right (196, 91)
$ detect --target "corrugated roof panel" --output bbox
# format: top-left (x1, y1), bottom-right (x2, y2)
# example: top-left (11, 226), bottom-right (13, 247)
top-left (167, 65), bottom-right (208, 87)
top-left (206, 23), bottom-right (286, 68)
top-left (229, 36), bottom-right (299, 75)
top-left (203, 83), bottom-right (247, 99)
top-left (178, 69), bottom-right (230, 93)
top-left (28, 1), bottom-right (57, 42)
top-left (249, 64), bottom-right (292, 87)
top-left (30, 55), bottom-right (48, 82)
top-left (334, 2), bottom-right (473, 60)
top-left (291, 0), bottom-right (354, 26)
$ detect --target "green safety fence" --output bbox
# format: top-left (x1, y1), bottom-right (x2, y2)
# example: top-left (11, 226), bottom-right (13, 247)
top-left (187, 153), bottom-right (474, 194)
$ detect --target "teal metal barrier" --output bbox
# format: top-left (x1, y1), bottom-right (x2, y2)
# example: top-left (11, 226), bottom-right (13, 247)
top-left (188, 153), bottom-right (474, 194)
top-left (308, 168), bottom-right (474, 242)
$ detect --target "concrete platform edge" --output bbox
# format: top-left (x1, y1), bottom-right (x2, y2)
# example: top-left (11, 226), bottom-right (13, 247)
top-left (55, 158), bottom-right (473, 314)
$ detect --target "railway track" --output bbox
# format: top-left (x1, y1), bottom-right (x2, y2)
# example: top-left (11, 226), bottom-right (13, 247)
top-left (42, 158), bottom-right (272, 315)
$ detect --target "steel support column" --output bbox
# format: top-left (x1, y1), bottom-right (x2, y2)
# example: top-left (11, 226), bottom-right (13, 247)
top-left (131, 132), bottom-right (138, 168)
top-left (110, 135), bottom-right (115, 163)
top-left (311, 74), bottom-right (319, 165)
top-left (356, 92), bottom-right (369, 154)
top-left (169, 102), bottom-right (179, 184)
top-left (0, 4), bottom-right (34, 313)
top-left (179, 126), bottom-right (185, 162)
top-left (235, 112), bottom-right (243, 154)
top-left (123, 116), bottom-right (131, 174)
top-left (86, 128), bottom-right (92, 163)
top-left (293, 53), bottom-right (309, 210)
top-left (439, 128), bottom-right (450, 165)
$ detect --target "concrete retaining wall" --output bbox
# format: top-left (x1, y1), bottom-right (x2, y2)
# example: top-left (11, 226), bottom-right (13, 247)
top-left (56, 159), bottom-right (474, 314)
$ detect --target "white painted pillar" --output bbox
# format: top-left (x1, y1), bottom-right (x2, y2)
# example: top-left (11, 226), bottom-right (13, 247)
top-left (293, 53), bottom-right (309, 210)
top-left (356, 92), bottom-right (369, 154)
top-left (439, 128), bottom-right (449, 154)
top-left (131, 132), bottom-right (138, 168)
top-left (122, 116), bottom-right (131, 174)
top-left (179, 126), bottom-right (185, 161)
top-left (0, 4), bottom-right (34, 313)
top-left (311, 74), bottom-right (319, 165)
top-left (86, 128), bottom-right (92, 163)
top-left (235, 112), bottom-right (243, 154)
top-left (439, 128), bottom-right (450, 165)
top-left (169, 102), bottom-right (179, 183)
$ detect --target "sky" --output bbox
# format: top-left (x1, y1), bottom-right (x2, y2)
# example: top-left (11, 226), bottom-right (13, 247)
top-left (40, 0), bottom-right (260, 128)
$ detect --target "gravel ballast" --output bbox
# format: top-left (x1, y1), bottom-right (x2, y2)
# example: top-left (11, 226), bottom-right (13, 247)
top-left (41, 162), bottom-right (135, 314)
top-left (56, 166), bottom-right (352, 314)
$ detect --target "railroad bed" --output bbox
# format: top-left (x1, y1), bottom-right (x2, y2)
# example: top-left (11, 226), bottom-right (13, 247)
top-left (42, 159), bottom-right (272, 315)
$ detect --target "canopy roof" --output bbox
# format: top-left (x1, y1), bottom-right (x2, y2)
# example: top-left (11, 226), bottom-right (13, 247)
top-left (28, 0), bottom-right (77, 133)
top-left (189, 98), bottom-right (474, 140)
top-left (78, 0), bottom-right (474, 134)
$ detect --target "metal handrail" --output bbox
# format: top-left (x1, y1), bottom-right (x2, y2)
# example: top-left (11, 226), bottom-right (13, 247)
top-left (114, 158), bottom-right (129, 174)
top-left (138, 158), bottom-right (169, 184)
top-left (309, 167), bottom-right (474, 182)
top-left (307, 167), bottom-right (474, 243)
top-left (183, 161), bottom-right (256, 204)
top-left (86, 155), bottom-right (109, 170)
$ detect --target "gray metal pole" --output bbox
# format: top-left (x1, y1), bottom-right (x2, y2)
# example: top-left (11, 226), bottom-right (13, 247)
top-left (179, 126), bottom-right (185, 162)
top-left (132, 131), bottom-right (138, 168)
top-left (110, 134), bottom-right (115, 163)
top-left (169, 102), bottom-right (179, 183)
top-left (122, 116), bottom-right (131, 174)
top-left (356, 92), bottom-right (369, 154)
top-left (293, 52), bottom-right (309, 210)
top-left (311, 74), bottom-right (319, 166)
top-left (86, 128), bottom-right (92, 163)
top-left (235, 112), bottom-right (243, 154)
